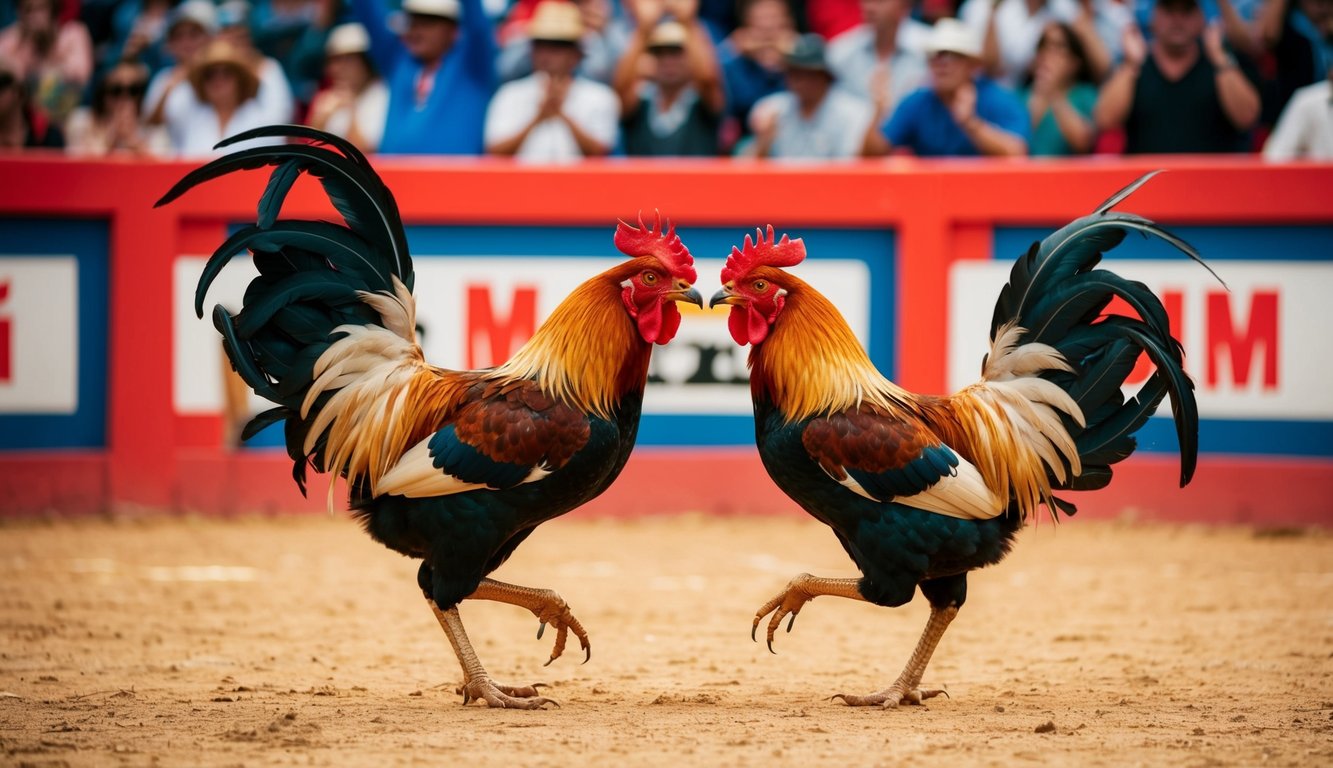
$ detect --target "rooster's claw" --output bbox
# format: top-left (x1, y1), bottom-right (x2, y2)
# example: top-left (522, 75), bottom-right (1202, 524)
top-left (752, 573), bottom-right (821, 654)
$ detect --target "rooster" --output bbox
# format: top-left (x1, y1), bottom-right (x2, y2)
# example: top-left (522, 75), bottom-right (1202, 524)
top-left (710, 174), bottom-right (1215, 707)
top-left (157, 125), bottom-right (702, 709)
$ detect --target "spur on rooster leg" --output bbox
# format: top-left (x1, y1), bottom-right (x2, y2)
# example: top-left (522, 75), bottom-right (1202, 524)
top-left (710, 172), bottom-right (1218, 707)
top-left (157, 125), bottom-right (702, 709)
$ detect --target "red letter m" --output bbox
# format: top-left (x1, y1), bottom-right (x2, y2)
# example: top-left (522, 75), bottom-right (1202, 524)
top-left (466, 284), bottom-right (537, 368)
top-left (0, 281), bottom-right (11, 382)
top-left (1207, 290), bottom-right (1278, 389)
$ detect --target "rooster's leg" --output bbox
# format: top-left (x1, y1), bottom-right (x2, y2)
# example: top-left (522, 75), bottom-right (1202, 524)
top-left (752, 573), bottom-right (866, 652)
top-left (831, 604), bottom-right (958, 708)
top-left (429, 601), bottom-right (558, 709)
top-left (466, 578), bottom-right (592, 666)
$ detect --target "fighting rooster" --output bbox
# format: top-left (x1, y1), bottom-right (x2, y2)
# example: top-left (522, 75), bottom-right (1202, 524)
top-left (157, 126), bottom-right (701, 709)
top-left (710, 174), bottom-right (1213, 707)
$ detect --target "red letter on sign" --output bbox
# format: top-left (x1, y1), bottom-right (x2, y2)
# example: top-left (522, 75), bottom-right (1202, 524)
top-left (466, 285), bottom-right (538, 368)
top-left (0, 280), bottom-right (11, 382)
top-left (1207, 290), bottom-right (1279, 389)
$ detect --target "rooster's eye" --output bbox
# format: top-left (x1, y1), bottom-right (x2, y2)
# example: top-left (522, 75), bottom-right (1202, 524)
top-left (642, 271), bottom-right (658, 285)
top-left (753, 279), bottom-right (768, 293)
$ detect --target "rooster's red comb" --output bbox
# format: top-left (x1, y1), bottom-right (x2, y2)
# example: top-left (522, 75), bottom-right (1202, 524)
top-left (721, 225), bottom-right (806, 284)
top-left (614, 211), bottom-right (697, 283)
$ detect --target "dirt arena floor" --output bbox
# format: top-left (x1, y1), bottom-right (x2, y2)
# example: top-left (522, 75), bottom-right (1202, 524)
top-left (1, 513), bottom-right (1330, 767)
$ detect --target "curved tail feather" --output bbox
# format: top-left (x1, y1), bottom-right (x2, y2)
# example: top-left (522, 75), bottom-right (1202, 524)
top-left (159, 126), bottom-right (423, 498)
top-left (987, 173), bottom-right (1216, 513)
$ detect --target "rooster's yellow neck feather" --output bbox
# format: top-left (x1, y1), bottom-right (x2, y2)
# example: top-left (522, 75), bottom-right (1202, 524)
top-left (494, 274), bottom-right (647, 420)
top-left (751, 276), bottom-right (914, 422)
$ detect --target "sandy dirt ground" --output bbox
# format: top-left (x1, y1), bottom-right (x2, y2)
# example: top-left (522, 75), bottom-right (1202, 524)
top-left (0, 513), bottom-right (1330, 767)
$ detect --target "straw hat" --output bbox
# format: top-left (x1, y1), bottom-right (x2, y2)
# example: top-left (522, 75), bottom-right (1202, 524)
top-left (189, 39), bottom-right (260, 102)
top-left (647, 20), bottom-right (688, 50)
top-left (528, 1), bottom-right (583, 44)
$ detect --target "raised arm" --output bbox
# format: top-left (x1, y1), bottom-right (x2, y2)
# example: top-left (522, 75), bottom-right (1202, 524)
top-left (1216, 0), bottom-right (1262, 58)
top-left (1255, 0), bottom-right (1290, 49)
top-left (350, 0), bottom-right (404, 77)
top-left (675, 2), bottom-right (725, 113)
top-left (613, 1), bottom-right (658, 115)
top-left (456, 0), bottom-right (499, 81)
top-left (1070, 0), bottom-right (1113, 82)
top-left (1093, 22), bottom-right (1146, 131)
top-left (1203, 21), bottom-right (1260, 131)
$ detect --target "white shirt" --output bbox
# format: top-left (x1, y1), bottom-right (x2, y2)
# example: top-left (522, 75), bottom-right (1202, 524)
top-left (484, 72), bottom-right (619, 163)
top-left (321, 80), bottom-right (389, 153)
top-left (163, 84), bottom-right (283, 157)
top-left (1263, 79), bottom-right (1333, 161)
top-left (825, 20), bottom-right (932, 112)
top-left (960, 0), bottom-right (1080, 88)
top-left (751, 87), bottom-right (875, 160)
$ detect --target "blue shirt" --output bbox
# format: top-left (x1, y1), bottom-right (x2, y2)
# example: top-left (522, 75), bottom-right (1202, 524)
top-left (719, 48), bottom-right (786, 131)
top-left (882, 78), bottom-right (1030, 157)
top-left (353, 0), bottom-right (497, 155)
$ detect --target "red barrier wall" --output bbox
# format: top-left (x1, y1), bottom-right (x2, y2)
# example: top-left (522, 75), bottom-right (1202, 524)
top-left (1, 155), bottom-right (1330, 524)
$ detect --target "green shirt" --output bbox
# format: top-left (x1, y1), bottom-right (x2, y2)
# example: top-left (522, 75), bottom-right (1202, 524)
top-left (1023, 82), bottom-right (1096, 157)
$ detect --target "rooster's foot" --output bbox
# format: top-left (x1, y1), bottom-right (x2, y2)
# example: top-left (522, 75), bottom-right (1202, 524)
top-left (455, 677), bottom-right (558, 709)
top-left (526, 590), bottom-right (591, 666)
top-left (470, 581), bottom-right (592, 666)
top-left (829, 686), bottom-right (948, 708)
top-left (752, 573), bottom-right (864, 653)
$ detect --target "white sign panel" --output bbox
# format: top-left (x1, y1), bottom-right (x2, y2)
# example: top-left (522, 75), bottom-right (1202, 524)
top-left (949, 260), bottom-right (1333, 420)
top-left (0, 257), bottom-right (78, 414)
top-left (175, 255), bottom-right (871, 416)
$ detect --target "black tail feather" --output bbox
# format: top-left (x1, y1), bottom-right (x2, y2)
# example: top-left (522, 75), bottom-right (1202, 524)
top-left (992, 172), bottom-right (1213, 502)
top-left (161, 126), bottom-right (414, 486)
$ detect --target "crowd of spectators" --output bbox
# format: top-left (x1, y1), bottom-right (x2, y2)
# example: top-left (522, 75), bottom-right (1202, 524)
top-left (0, 0), bottom-right (1328, 158)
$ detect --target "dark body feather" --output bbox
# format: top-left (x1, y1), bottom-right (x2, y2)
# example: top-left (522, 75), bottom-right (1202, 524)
top-left (754, 399), bottom-right (1021, 611)
top-left (358, 390), bottom-right (643, 609)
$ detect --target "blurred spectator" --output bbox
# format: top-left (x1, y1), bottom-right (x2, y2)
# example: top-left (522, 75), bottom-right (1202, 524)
top-left (747, 32), bottom-right (876, 158)
top-left (249, 0), bottom-right (326, 102)
top-left (144, 0), bottom-right (219, 128)
top-left (866, 17), bottom-right (1030, 155)
top-left (959, 0), bottom-right (1116, 86)
top-left (1023, 20), bottom-right (1098, 153)
top-left (65, 58), bottom-right (170, 155)
top-left (615, 6), bottom-right (725, 156)
top-left (1262, 62), bottom-right (1333, 158)
top-left (216, 1), bottom-right (297, 123)
top-left (485, 1), bottom-right (619, 161)
top-left (0, 58), bottom-right (64, 149)
top-left (825, 0), bottom-right (932, 123)
top-left (1093, 0), bottom-right (1260, 152)
top-left (0, 0), bottom-right (93, 124)
top-left (498, 0), bottom-right (633, 83)
top-left (1254, 0), bottom-right (1333, 128)
top-left (352, 0), bottom-right (497, 155)
top-left (162, 38), bottom-right (278, 156)
top-left (306, 22), bottom-right (389, 153)
top-left (718, 0), bottom-right (797, 146)
top-left (104, 0), bottom-right (174, 76)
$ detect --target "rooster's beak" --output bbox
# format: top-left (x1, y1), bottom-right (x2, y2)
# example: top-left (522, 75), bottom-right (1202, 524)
top-left (709, 287), bottom-right (742, 308)
top-left (668, 285), bottom-right (704, 308)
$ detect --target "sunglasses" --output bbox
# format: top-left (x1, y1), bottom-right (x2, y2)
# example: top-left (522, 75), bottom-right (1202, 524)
top-left (0, 73), bottom-right (15, 90)
top-left (204, 66), bottom-right (238, 80)
top-left (105, 82), bottom-right (146, 98)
